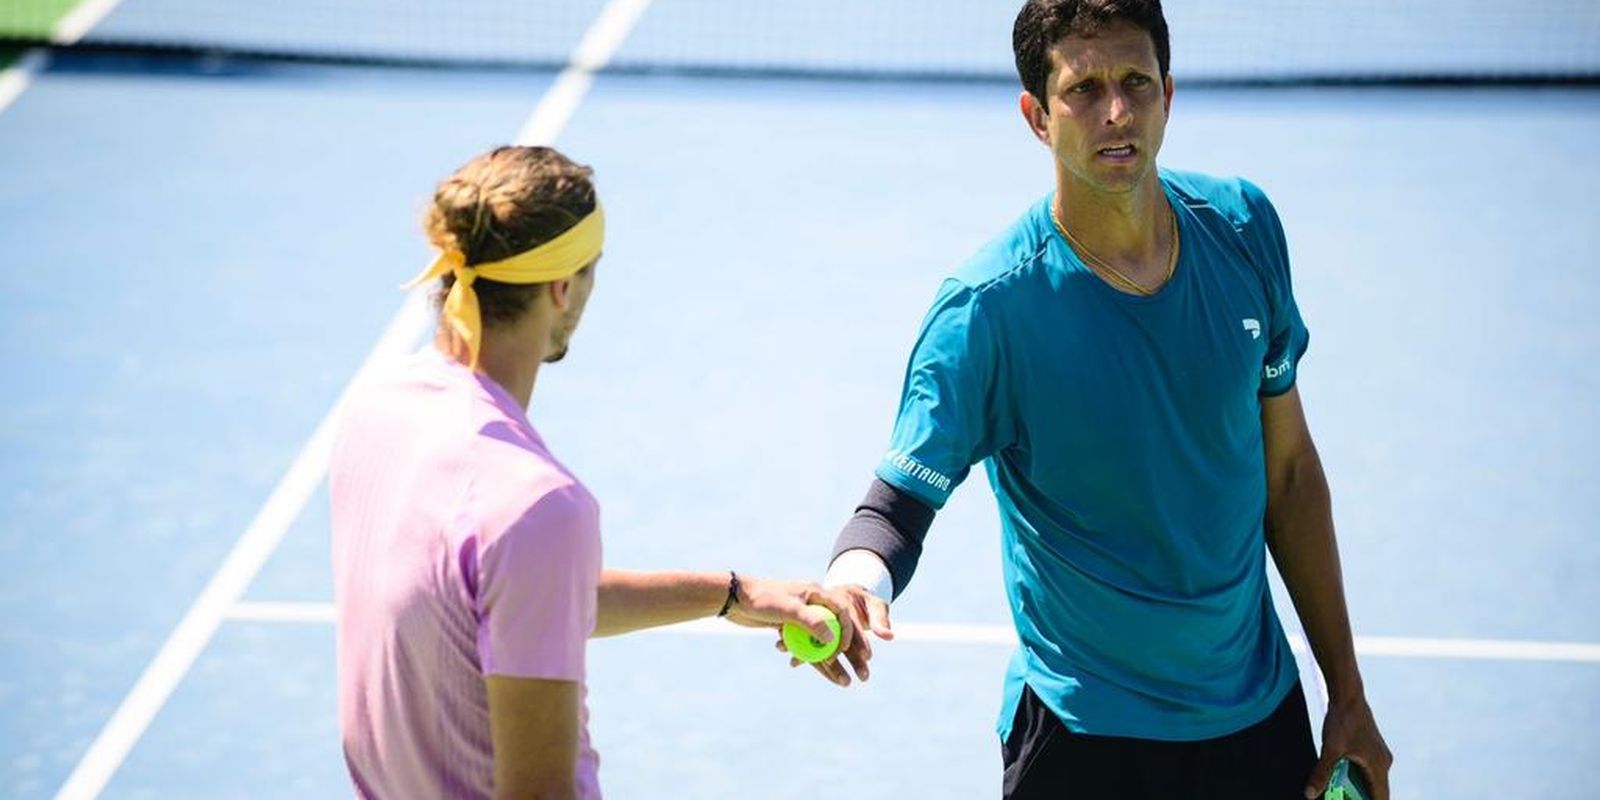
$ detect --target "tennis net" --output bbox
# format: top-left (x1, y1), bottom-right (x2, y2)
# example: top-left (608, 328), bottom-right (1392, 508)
top-left (3, 0), bottom-right (1598, 84)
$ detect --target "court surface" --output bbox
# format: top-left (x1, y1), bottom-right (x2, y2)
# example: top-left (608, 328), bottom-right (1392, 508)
top-left (2, 3), bottom-right (1598, 798)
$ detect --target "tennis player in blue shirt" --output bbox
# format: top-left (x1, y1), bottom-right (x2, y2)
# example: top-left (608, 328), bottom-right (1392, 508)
top-left (814, 2), bottom-right (1393, 797)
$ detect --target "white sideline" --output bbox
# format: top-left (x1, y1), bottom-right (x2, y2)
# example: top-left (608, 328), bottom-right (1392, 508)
top-left (2, 0), bottom-right (131, 118)
top-left (52, 0), bottom-right (125, 45)
top-left (51, 1), bottom-right (655, 797)
top-left (0, 49), bottom-right (50, 117)
top-left (516, 0), bottom-right (651, 146)
top-left (51, 290), bottom-right (430, 800)
top-left (227, 602), bottom-right (1600, 663)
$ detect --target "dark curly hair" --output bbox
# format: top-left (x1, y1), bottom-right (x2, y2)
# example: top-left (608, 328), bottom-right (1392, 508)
top-left (1013, 0), bottom-right (1170, 104)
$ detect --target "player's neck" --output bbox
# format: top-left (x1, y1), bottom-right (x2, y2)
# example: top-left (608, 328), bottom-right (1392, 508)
top-left (1054, 173), bottom-right (1169, 263)
top-left (435, 326), bottom-right (545, 411)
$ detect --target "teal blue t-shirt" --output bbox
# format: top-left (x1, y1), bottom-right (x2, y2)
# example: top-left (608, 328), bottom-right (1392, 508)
top-left (876, 170), bottom-right (1308, 742)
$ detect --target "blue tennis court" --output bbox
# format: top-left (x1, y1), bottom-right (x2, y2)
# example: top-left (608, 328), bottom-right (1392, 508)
top-left (2, 2), bottom-right (1597, 798)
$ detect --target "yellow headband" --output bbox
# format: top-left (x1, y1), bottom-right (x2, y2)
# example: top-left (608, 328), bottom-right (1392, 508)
top-left (404, 205), bottom-right (604, 367)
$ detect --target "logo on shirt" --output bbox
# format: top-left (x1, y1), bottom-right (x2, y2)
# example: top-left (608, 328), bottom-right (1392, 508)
top-left (1263, 355), bottom-right (1293, 381)
top-left (1242, 318), bottom-right (1261, 340)
top-left (884, 450), bottom-right (953, 494)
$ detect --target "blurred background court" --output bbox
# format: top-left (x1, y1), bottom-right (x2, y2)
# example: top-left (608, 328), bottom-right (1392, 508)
top-left (2, 1), bottom-right (1597, 797)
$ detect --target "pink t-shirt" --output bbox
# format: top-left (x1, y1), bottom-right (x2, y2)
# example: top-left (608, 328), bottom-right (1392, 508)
top-left (330, 348), bottom-right (602, 799)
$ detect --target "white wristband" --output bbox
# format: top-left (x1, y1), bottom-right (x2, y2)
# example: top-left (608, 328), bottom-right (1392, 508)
top-left (823, 549), bottom-right (894, 602)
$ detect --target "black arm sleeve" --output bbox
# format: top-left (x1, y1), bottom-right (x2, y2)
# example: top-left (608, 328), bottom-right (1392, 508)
top-left (829, 478), bottom-right (936, 600)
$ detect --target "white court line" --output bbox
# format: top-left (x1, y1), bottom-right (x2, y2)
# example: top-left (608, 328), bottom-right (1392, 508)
top-left (227, 602), bottom-right (1600, 664)
top-left (517, 0), bottom-right (652, 145)
top-left (52, 2), bottom-right (654, 796)
top-left (51, 291), bottom-right (431, 800)
top-left (0, 49), bottom-right (50, 117)
top-left (0, 0), bottom-right (129, 118)
top-left (52, 0), bottom-right (125, 45)
top-left (1349, 635), bottom-right (1600, 663)
top-left (0, 0), bottom-right (128, 117)
top-left (229, 600), bottom-right (337, 625)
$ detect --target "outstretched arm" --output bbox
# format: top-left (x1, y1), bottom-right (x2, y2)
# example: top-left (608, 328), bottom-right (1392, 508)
top-left (1260, 387), bottom-right (1393, 799)
top-left (594, 569), bottom-right (876, 681)
top-left (592, 570), bottom-right (736, 637)
top-left (783, 479), bottom-right (935, 686)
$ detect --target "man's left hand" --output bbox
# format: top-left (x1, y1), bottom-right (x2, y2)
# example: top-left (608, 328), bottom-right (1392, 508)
top-left (1305, 695), bottom-right (1393, 799)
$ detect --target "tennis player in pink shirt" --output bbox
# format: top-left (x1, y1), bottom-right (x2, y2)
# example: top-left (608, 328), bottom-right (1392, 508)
top-left (330, 146), bottom-right (888, 799)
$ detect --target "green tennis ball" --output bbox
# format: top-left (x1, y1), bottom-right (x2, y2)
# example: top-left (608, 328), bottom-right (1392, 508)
top-left (781, 606), bottom-right (842, 663)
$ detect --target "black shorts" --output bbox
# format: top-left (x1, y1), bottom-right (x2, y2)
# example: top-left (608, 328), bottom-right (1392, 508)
top-left (1001, 683), bottom-right (1317, 799)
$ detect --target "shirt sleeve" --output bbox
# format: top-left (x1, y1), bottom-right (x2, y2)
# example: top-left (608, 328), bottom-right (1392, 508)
top-left (875, 279), bottom-right (1010, 510)
top-left (474, 484), bottom-right (601, 680)
top-left (1240, 180), bottom-right (1310, 397)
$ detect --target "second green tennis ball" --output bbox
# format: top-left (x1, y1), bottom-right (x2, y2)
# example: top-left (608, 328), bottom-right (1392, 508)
top-left (782, 606), bottom-right (842, 663)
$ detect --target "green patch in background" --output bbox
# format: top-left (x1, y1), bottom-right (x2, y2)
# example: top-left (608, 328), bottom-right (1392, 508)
top-left (2, 0), bottom-right (84, 69)
top-left (1, 0), bottom-right (88, 39)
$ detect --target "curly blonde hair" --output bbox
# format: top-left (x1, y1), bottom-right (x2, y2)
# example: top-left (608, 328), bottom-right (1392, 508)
top-left (422, 146), bottom-right (598, 328)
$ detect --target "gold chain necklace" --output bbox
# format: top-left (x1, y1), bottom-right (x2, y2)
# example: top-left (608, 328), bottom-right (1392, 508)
top-left (1053, 204), bottom-right (1179, 297)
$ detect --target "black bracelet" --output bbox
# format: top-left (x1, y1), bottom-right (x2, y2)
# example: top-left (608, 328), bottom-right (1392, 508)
top-left (716, 570), bottom-right (740, 617)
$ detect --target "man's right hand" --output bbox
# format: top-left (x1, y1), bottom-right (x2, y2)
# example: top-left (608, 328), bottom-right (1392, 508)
top-left (777, 583), bottom-right (894, 687)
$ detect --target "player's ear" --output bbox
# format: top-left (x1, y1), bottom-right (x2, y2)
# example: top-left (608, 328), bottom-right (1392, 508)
top-left (1162, 73), bottom-right (1174, 115)
top-left (547, 276), bottom-right (573, 311)
top-left (1020, 91), bottom-right (1050, 144)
